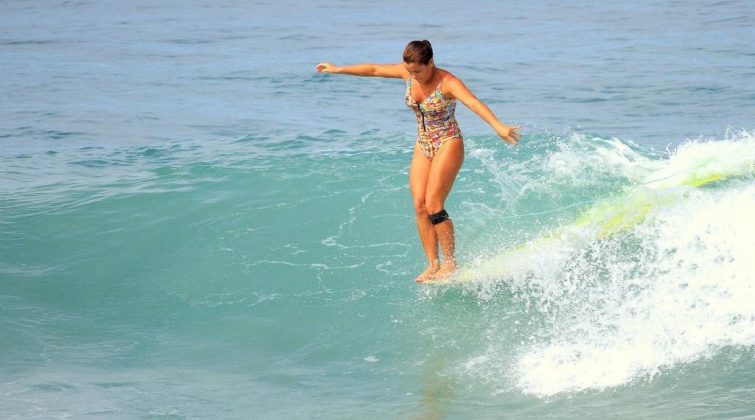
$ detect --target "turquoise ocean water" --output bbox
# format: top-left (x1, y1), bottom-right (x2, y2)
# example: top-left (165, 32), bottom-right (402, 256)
top-left (2, 1), bottom-right (754, 418)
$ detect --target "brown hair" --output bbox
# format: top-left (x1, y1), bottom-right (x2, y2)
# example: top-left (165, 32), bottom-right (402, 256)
top-left (403, 40), bottom-right (433, 65)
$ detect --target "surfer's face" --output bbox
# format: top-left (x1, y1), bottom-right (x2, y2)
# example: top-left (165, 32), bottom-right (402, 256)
top-left (405, 60), bottom-right (434, 84)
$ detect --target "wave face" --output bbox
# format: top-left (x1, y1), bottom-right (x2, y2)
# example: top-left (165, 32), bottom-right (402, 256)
top-left (452, 131), bottom-right (755, 397)
top-left (2, 129), bottom-right (754, 417)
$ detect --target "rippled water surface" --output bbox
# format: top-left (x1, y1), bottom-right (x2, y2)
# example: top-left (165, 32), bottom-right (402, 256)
top-left (1, 0), bottom-right (754, 418)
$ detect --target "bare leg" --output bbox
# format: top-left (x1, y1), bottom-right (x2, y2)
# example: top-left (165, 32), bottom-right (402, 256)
top-left (409, 144), bottom-right (439, 282)
top-left (435, 219), bottom-right (456, 267)
top-left (426, 138), bottom-right (464, 278)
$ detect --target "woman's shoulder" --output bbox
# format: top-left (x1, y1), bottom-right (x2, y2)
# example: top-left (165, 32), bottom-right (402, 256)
top-left (439, 68), bottom-right (457, 80)
top-left (439, 70), bottom-right (463, 93)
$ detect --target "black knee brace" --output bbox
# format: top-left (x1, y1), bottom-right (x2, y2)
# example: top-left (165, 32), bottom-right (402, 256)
top-left (429, 209), bottom-right (450, 225)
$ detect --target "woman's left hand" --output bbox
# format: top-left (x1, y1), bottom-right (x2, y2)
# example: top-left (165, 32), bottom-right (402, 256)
top-left (496, 124), bottom-right (520, 145)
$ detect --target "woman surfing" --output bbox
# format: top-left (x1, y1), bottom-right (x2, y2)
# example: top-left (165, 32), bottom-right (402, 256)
top-left (316, 40), bottom-right (520, 282)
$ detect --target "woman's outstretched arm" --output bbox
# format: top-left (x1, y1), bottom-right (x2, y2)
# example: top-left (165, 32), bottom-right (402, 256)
top-left (316, 63), bottom-right (407, 79)
top-left (445, 76), bottom-right (520, 144)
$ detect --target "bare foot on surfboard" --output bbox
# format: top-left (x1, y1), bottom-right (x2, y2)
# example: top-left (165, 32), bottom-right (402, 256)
top-left (432, 261), bottom-right (457, 281)
top-left (415, 263), bottom-right (439, 283)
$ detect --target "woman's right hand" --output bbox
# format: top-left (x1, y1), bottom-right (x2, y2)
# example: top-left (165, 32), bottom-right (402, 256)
top-left (316, 63), bottom-right (339, 73)
top-left (496, 124), bottom-right (521, 145)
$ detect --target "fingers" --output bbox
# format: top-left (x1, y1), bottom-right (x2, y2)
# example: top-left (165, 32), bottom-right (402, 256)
top-left (511, 133), bottom-right (521, 143)
top-left (315, 62), bottom-right (333, 73)
top-left (501, 126), bottom-right (521, 145)
top-left (510, 126), bottom-right (521, 143)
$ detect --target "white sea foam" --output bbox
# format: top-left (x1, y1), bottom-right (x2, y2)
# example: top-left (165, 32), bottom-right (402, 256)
top-left (462, 133), bottom-right (755, 396)
top-left (540, 134), bottom-right (654, 184)
top-left (516, 184), bottom-right (755, 396)
top-left (479, 133), bottom-right (658, 198)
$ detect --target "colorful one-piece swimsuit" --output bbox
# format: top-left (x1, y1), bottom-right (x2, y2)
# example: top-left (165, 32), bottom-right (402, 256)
top-left (404, 75), bottom-right (463, 158)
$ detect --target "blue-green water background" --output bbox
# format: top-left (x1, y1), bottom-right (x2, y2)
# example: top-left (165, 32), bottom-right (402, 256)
top-left (2, 0), bottom-right (754, 418)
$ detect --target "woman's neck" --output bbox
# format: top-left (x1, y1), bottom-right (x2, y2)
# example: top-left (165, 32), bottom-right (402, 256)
top-left (420, 68), bottom-right (439, 88)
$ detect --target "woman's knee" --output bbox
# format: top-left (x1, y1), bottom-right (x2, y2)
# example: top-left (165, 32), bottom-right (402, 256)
top-left (414, 198), bottom-right (428, 217)
top-left (425, 200), bottom-right (444, 215)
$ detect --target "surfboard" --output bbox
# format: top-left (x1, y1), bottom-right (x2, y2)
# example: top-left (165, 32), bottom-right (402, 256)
top-left (431, 165), bottom-right (741, 286)
top-left (418, 273), bottom-right (472, 286)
